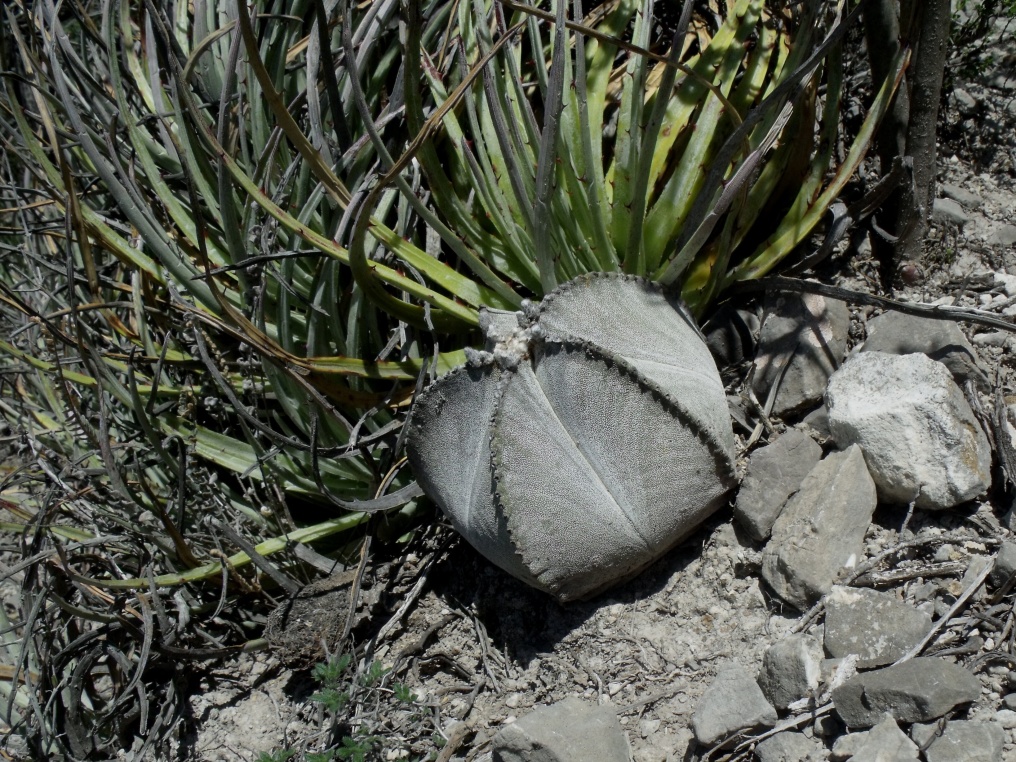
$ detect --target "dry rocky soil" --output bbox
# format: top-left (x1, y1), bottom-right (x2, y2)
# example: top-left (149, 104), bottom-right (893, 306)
top-left (161, 15), bottom-right (1016, 762)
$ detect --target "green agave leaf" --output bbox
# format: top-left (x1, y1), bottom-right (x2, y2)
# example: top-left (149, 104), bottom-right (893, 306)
top-left (723, 46), bottom-right (910, 286)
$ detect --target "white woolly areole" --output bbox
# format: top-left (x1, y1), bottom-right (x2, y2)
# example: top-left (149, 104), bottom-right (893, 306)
top-left (491, 327), bottom-right (536, 370)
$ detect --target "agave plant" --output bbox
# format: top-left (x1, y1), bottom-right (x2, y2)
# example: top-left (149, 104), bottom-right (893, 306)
top-left (347, 0), bottom-right (909, 322)
top-left (0, 0), bottom-right (909, 751)
top-left (341, 0), bottom-right (908, 597)
top-left (0, 0), bottom-right (451, 754)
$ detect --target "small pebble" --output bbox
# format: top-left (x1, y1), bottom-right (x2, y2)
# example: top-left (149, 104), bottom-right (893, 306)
top-left (973, 331), bottom-right (1009, 347)
top-left (813, 714), bottom-right (840, 737)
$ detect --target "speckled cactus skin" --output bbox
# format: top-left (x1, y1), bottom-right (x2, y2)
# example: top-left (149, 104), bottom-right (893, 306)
top-left (406, 273), bottom-right (736, 602)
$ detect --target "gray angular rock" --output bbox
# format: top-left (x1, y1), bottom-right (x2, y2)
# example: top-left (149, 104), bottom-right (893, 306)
top-left (813, 713), bottom-right (841, 738)
top-left (823, 586), bottom-right (932, 668)
top-left (932, 197), bottom-right (970, 226)
top-left (826, 352), bottom-right (991, 510)
top-left (940, 183), bottom-right (982, 208)
top-left (915, 720), bottom-right (1004, 762)
top-left (754, 731), bottom-right (822, 762)
top-left (703, 305), bottom-right (759, 367)
top-left (492, 697), bottom-right (629, 762)
top-left (830, 731), bottom-right (868, 761)
top-left (951, 88), bottom-right (979, 114)
top-left (851, 715), bottom-right (919, 762)
top-left (989, 225), bottom-right (1016, 248)
top-left (691, 665), bottom-right (778, 746)
top-left (753, 293), bottom-right (850, 417)
top-left (995, 708), bottom-right (1016, 728)
top-left (860, 311), bottom-right (987, 387)
top-left (734, 431), bottom-right (823, 541)
top-left (991, 541), bottom-right (1016, 589)
top-left (993, 271), bottom-right (1016, 297)
top-left (762, 446), bottom-right (877, 610)
top-left (757, 634), bottom-right (823, 710)
top-left (972, 330), bottom-right (1010, 348)
top-left (831, 658), bottom-right (982, 728)
top-left (801, 406), bottom-right (831, 438)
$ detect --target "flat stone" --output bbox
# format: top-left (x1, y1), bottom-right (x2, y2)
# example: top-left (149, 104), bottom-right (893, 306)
top-left (734, 431), bottom-right (823, 541)
top-left (823, 586), bottom-right (931, 668)
top-left (831, 658), bottom-right (982, 728)
top-left (492, 697), bottom-right (629, 762)
top-left (691, 665), bottom-right (778, 746)
top-left (988, 225), bottom-right (1016, 247)
top-left (762, 446), bottom-right (877, 610)
top-left (933, 198), bottom-right (971, 226)
top-left (826, 352), bottom-right (992, 510)
top-left (991, 541), bottom-right (1016, 589)
top-left (940, 182), bottom-right (982, 208)
top-left (972, 330), bottom-right (1010, 347)
top-left (753, 293), bottom-right (850, 417)
top-left (850, 715), bottom-right (919, 761)
top-left (860, 311), bottom-right (987, 387)
top-left (757, 634), bottom-right (823, 710)
top-left (919, 721), bottom-right (1004, 762)
top-left (754, 731), bottom-right (822, 762)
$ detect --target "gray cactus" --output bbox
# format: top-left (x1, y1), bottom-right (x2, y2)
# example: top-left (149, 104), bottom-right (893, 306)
top-left (406, 273), bottom-right (736, 602)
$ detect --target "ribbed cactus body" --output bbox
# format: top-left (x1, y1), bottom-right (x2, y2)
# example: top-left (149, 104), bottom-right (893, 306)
top-left (406, 273), bottom-right (736, 602)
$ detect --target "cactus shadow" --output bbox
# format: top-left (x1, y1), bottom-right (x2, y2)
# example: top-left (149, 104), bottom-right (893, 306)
top-left (426, 516), bottom-right (728, 668)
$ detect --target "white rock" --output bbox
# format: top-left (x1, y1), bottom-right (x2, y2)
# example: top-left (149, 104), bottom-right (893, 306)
top-left (994, 272), bottom-right (1016, 297)
top-left (826, 352), bottom-right (991, 510)
top-left (994, 709), bottom-right (1016, 729)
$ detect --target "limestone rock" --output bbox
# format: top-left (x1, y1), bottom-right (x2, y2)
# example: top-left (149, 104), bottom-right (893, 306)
top-left (830, 731), bottom-right (868, 761)
top-left (492, 697), bottom-right (629, 762)
top-left (932, 197), bottom-right (970, 226)
top-left (989, 225), bottom-right (1016, 248)
top-left (826, 352), bottom-right (991, 510)
top-left (753, 293), bottom-right (850, 417)
top-left (762, 446), bottom-right (877, 610)
top-left (800, 406), bottom-right (831, 439)
top-left (754, 731), bottom-right (822, 762)
top-left (831, 658), bottom-right (982, 728)
top-left (734, 430), bottom-right (823, 541)
top-left (918, 720), bottom-right (1004, 762)
top-left (860, 311), bottom-right (987, 387)
top-left (850, 715), bottom-right (919, 762)
top-left (823, 586), bottom-right (932, 668)
top-left (990, 541), bottom-right (1016, 589)
top-left (691, 665), bottom-right (778, 746)
top-left (951, 88), bottom-right (979, 115)
top-left (940, 183), bottom-right (982, 208)
top-left (757, 634), bottom-right (823, 710)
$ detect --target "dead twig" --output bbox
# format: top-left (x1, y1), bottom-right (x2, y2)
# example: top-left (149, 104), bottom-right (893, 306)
top-left (894, 560), bottom-right (994, 664)
top-left (731, 276), bottom-right (1016, 334)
